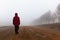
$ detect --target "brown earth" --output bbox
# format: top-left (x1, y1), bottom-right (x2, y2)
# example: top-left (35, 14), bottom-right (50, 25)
top-left (0, 25), bottom-right (60, 40)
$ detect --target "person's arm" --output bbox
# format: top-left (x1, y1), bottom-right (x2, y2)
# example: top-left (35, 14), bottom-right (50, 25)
top-left (13, 17), bottom-right (14, 25)
top-left (18, 17), bottom-right (20, 25)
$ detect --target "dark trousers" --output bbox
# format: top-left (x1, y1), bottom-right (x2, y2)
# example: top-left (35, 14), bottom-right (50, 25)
top-left (15, 26), bottom-right (19, 34)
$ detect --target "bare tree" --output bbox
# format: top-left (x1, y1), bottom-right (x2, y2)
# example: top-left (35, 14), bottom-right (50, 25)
top-left (32, 4), bottom-right (60, 25)
top-left (55, 4), bottom-right (60, 23)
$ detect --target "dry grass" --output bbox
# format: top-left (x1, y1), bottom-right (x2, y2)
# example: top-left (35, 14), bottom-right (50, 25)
top-left (0, 25), bottom-right (60, 40)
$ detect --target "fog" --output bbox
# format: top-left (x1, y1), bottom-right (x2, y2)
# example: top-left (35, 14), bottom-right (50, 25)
top-left (0, 0), bottom-right (60, 26)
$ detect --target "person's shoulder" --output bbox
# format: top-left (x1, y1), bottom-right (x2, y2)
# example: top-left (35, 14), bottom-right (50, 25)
top-left (13, 16), bottom-right (15, 18)
top-left (17, 16), bottom-right (20, 19)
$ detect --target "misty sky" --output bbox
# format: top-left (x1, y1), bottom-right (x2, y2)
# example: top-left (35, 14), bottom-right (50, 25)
top-left (0, 0), bottom-right (60, 26)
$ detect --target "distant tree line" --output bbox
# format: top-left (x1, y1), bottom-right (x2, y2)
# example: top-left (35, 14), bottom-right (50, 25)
top-left (32, 4), bottom-right (60, 25)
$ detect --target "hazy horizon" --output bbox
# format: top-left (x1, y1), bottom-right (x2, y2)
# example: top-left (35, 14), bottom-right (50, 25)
top-left (0, 0), bottom-right (60, 26)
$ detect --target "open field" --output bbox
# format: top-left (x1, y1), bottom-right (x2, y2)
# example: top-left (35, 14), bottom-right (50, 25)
top-left (0, 24), bottom-right (60, 40)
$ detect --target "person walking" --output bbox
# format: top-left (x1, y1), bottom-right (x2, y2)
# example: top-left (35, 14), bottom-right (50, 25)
top-left (13, 13), bottom-right (20, 34)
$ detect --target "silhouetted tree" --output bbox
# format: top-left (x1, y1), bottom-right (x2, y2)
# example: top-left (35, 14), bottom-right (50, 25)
top-left (55, 4), bottom-right (60, 23)
top-left (32, 4), bottom-right (60, 25)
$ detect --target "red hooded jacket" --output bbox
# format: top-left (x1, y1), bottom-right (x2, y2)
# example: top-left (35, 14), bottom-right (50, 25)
top-left (13, 15), bottom-right (20, 26)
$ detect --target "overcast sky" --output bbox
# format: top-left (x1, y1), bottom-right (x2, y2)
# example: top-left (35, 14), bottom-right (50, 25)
top-left (0, 0), bottom-right (60, 26)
